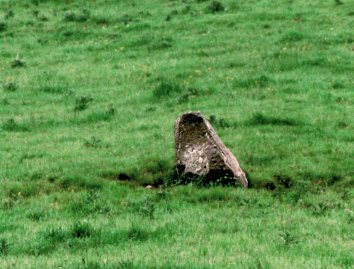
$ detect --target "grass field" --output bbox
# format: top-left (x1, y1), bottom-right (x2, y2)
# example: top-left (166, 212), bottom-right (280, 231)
top-left (0, 0), bottom-right (353, 268)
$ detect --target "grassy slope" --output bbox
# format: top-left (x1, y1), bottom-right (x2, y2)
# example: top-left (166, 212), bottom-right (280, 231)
top-left (0, 0), bottom-right (353, 268)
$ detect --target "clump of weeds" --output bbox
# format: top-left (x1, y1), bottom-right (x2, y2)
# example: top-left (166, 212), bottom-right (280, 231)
top-left (178, 88), bottom-right (200, 103)
top-left (5, 10), bottom-right (14, 19)
top-left (0, 21), bottom-right (7, 32)
top-left (0, 238), bottom-right (10, 256)
top-left (127, 222), bottom-right (149, 241)
top-left (105, 103), bottom-right (115, 116)
top-left (137, 196), bottom-right (156, 219)
top-left (74, 96), bottom-right (93, 112)
top-left (10, 56), bottom-right (25, 68)
top-left (2, 118), bottom-right (29, 132)
top-left (119, 14), bottom-right (134, 25)
top-left (64, 9), bottom-right (90, 22)
top-left (42, 226), bottom-right (67, 244)
top-left (279, 230), bottom-right (299, 247)
top-left (1, 82), bottom-right (17, 92)
top-left (208, 1), bottom-right (225, 13)
top-left (153, 79), bottom-right (182, 99)
top-left (208, 114), bottom-right (235, 129)
top-left (71, 221), bottom-right (95, 239)
top-left (83, 136), bottom-right (103, 148)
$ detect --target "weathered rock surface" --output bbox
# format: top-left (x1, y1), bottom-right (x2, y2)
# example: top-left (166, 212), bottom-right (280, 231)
top-left (174, 112), bottom-right (248, 187)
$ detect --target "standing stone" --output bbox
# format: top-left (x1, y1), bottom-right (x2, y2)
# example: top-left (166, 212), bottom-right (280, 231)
top-left (174, 112), bottom-right (248, 187)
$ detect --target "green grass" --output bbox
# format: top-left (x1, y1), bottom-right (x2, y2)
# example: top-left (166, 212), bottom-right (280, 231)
top-left (0, 0), bottom-right (353, 268)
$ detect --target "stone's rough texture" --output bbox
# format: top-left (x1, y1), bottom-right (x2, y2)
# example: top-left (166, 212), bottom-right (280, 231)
top-left (174, 112), bottom-right (248, 187)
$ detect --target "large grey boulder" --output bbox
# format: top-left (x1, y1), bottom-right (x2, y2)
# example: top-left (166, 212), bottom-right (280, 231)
top-left (174, 112), bottom-right (248, 187)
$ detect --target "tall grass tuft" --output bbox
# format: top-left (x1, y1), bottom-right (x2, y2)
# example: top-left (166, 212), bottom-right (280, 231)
top-left (0, 238), bottom-right (10, 256)
top-left (71, 222), bottom-right (95, 239)
top-left (153, 79), bottom-right (182, 99)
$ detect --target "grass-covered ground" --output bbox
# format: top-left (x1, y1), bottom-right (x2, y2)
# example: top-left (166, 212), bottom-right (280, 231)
top-left (0, 0), bottom-right (353, 268)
